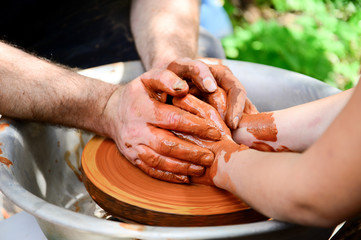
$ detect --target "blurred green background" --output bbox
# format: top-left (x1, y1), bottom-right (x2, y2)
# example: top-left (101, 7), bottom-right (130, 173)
top-left (221, 0), bottom-right (361, 90)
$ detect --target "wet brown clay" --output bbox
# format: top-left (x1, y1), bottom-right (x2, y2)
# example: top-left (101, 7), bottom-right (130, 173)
top-left (239, 113), bottom-right (278, 141)
top-left (0, 156), bottom-right (13, 168)
top-left (0, 123), bottom-right (10, 132)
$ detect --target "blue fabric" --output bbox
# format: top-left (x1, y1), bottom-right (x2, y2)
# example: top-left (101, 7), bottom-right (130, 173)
top-left (200, 0), bottom-right (233, 39)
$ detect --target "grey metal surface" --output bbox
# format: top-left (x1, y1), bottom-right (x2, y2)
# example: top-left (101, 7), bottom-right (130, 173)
top-left (0, 60), bottom-right (339, 240)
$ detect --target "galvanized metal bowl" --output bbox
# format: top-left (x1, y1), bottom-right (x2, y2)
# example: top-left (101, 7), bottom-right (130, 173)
top-left (0, 60), bottom-right (339, 239)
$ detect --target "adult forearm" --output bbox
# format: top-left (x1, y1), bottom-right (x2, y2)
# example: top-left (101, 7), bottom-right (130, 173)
top-left (130, 0), bottom-right (200, 70)
top-left (0, 42), bottom-right (119, 135)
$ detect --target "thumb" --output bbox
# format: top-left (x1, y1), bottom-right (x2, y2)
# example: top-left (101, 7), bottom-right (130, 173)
top-left (141, 69), bottom-right (189, 97)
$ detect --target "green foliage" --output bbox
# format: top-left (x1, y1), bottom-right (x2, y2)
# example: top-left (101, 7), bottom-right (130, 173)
top-left (222, 0), bottom-right (361, 89)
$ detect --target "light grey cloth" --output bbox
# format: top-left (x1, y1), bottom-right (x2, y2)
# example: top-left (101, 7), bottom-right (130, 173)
top-left (0, 211), bottom-right (47, 240)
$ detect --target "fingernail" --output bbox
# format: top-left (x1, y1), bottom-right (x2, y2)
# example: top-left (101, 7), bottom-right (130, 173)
top-left (203, 77), bottom-right (217, 92)
top-left (232, 116), bottom-right (240, 129)
top-left (207, 127), bottom-right (222, 140)
top-left (173, 80), bottom-right (186, 90)
top-left (175, 175), bottom-right (190, 183)
top-left (190, 165), bottom-right (205, 176)
top-left (201, 153), bottom-right (214, 167)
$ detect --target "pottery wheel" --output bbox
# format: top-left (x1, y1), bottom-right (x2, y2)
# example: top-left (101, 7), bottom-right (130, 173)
top-left (81, 136), bottom-right (266, 226)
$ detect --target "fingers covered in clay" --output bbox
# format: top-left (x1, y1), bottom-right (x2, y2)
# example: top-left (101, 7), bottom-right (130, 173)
top-left (140, 69), bottom-right (189, 103)
top-left (153, 100), bottom-right (222, 141)
top-left (207, 64), bottom-right (247, 129)
top-left (147, 126), bottom-right (214, 166)
top-left (135, 159), bottom-right (190, 183)
top-left (172, 94), bottom-right (249, 185)
top-left (172, 94), bottom-right (230, 136)
top-left (243, 97), bottom-right (259, 115)
top-left (140, 69), bottom-right (222, 142)
top-left (233, 112), bottom-right (294, 152)
top-left (167, 57), bottom-right (258, 130)
top-left (141, 69), bottom-right (189, 96)
top-left (188, 84), bottom-right (228, 122)
top-left (106, 69), bottom-right (222, 183)
top-left (137, 145), bottom-right (205, 176)
top-left (167, 58), bottom-right (217, 93)
top-left (204, 87), bottom-right (228, 121)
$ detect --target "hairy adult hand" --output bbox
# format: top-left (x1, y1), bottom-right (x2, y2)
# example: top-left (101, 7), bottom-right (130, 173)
top-left (167, 57), bottom-right (258, 129)
top-left (102, 69), bottom-right (222, 183)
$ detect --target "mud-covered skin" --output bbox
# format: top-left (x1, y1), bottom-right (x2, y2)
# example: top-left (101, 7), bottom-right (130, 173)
top-left (103, 69), bottom-right (222, 183)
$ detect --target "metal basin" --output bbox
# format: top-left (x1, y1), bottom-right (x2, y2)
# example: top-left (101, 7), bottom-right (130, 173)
top-left (0, 60), bottom-right (340, 239)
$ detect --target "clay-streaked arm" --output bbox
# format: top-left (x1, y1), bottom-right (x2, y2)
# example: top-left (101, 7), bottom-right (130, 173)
top-left (214, 82), bottom-right (361, 227)
top-left (233, 88), bottom-right (354, 152)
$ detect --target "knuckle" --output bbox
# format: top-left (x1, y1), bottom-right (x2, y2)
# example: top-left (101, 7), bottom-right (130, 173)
top-left (150, 154), bottom-right (162, 168)
top-left (223, 65), bottom-right (231, 72)
top-left (140, 163), bottom-right (153, 176)
top-left (123, 128), bottom-right (140, 142)
top-left (160, 69), bottom-right (175, 80)
top-left (159, 139), bottom-right (176, 155)
top-left (167, 60), bottom-right (178, 70)
top-left (150, 168), bottom-right (170, 182)
top-left (143, 167), bottom-right (153, 176)
top-left (165, 111), bottom-right (182, 127)
top-left (189, 64), bottom-right (200, 75)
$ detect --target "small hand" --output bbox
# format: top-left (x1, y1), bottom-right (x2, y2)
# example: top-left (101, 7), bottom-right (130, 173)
top-left (102, 69), bottom-right (222, 183)
top-left (233, 112), bottom-right (294, 153)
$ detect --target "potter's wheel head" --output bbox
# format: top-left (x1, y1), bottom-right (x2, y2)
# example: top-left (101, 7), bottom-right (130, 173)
top-left (81, 136), bottom-right (267, 226)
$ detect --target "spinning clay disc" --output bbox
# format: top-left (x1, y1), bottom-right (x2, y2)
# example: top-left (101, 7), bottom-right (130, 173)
top-left (81, 136), bottom-right (267, 226)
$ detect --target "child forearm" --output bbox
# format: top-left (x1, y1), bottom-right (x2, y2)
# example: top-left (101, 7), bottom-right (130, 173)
top-left (233, 89), bottom-right (353, 152)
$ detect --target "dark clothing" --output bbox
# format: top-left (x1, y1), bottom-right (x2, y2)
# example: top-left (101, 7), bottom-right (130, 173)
top-left (0, 0), bottom-right (139, 69)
